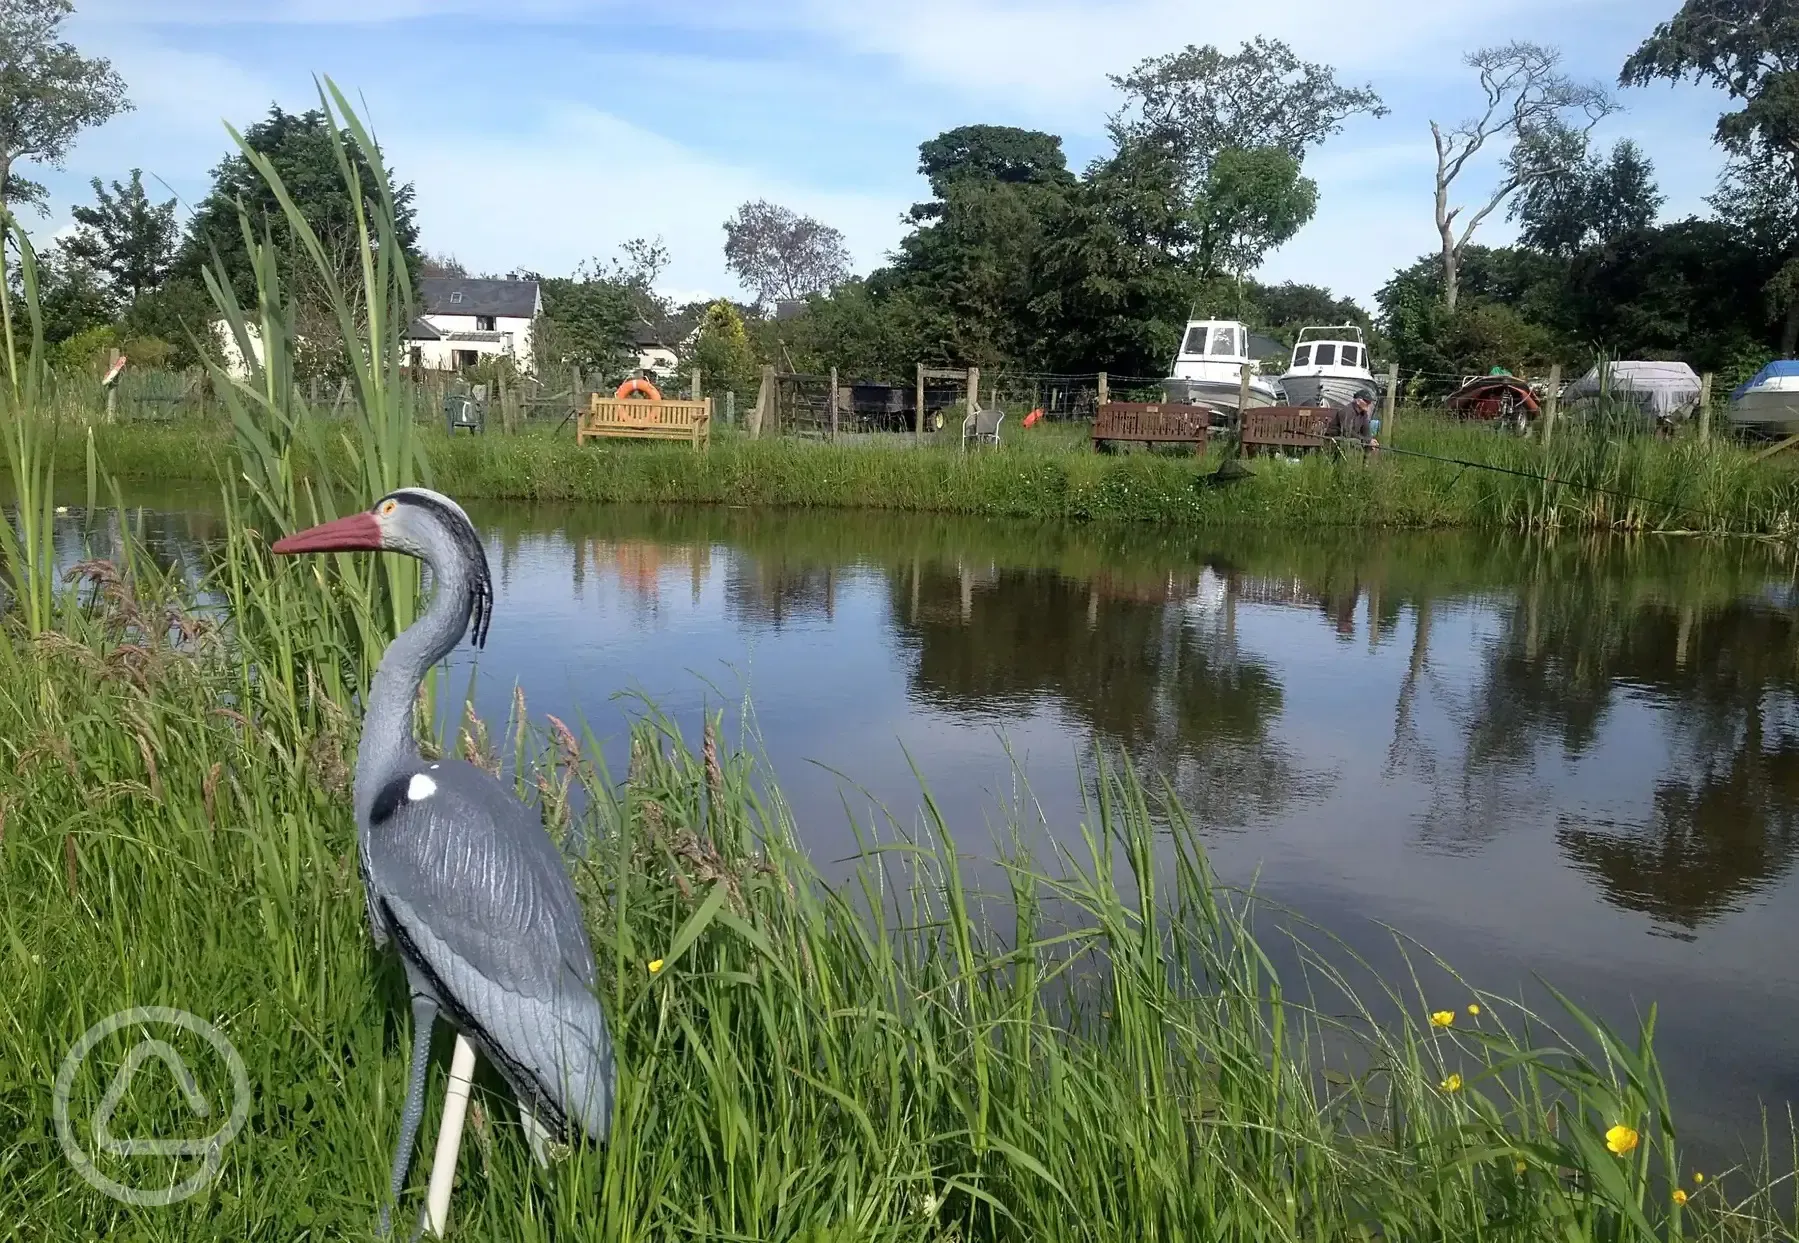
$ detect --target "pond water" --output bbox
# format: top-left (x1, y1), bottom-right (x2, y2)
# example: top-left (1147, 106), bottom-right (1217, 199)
top-left (39, 487), bottom-right (1799, 1162)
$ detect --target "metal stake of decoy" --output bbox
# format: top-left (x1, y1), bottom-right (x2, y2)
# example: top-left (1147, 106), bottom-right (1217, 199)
top-left (273, 488), bottom-right (616, 1237)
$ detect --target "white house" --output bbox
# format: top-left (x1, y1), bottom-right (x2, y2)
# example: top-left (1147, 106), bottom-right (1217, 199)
top-left (405, 277), bottom-right (542, 374)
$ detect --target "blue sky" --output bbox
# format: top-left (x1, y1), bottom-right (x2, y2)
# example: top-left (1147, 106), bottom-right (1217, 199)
top-left (42, 0), bottom-right (1732, 310)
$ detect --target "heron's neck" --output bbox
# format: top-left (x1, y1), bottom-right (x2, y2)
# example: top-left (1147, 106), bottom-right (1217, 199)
top-left (355, 557), bottom-right (471, 825)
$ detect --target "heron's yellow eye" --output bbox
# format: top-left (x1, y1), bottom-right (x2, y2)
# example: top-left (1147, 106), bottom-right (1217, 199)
top-left (380, 500), bottom-right (397, 516)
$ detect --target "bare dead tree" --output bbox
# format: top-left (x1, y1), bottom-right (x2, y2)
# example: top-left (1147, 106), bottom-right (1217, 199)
top-left (1432, 42), bottom-right (1617, 311)
top-left (722, 200), bottom-right (850, 307)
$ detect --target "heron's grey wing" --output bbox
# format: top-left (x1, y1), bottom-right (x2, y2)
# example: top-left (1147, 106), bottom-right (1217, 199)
top-left (362, 759), bottom-right (615, 1139)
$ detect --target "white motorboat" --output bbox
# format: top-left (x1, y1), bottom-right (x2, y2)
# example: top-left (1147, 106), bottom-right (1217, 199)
top-left (1729, 361), bottom-right (1799, 433)
top-left (1277, 325), bottom-right (1377, 408)
top-left (1162, 319), bottom-right (1283, 413)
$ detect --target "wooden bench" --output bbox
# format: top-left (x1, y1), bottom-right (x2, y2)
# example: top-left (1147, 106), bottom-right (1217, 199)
top-left (1240, 406), bottom-right (1334, 455)
top-left (1092, 401), bottom-right (1211, 453)
top-left (577, 394), bottom-right (712, 448)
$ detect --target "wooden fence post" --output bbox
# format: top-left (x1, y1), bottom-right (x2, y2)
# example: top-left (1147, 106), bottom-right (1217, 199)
top-left (916, 362), bottom-right (925, 447)
top-left (749, 364), bottom-right (774, 439)
top-left (829, 366), bottom-right (839, 442)
top-left (1237, 364), bottom-right (1252, 418)
top-left (1543, 364), bottom-right (1561, 448)
top-left (725, 390), bottom-right (735, 425)
top-left (1097, 371), bottom-right (1108, 409)
top-left (1698, 372), bottom-right (1713, 443)
top-left (1383, 361), bottom-right (1399, 442)
top-left (691, 366), bottom-right (702, 402)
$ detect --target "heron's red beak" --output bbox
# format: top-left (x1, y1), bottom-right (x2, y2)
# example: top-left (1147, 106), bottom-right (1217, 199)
top-left (272, 511), bottom-right (384, 555)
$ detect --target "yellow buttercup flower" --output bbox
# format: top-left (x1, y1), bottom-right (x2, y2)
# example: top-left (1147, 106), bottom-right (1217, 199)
top-left (1694, 1172), bottom-right (1705, 1184)
top-left (1467, 1003), bottom-right (1481, 1016)
top-left (1605, 1124), bottom-right (1639, 1156)
top-left (1514, 1160), bottom-right (1528, 1175)
top-left (1430, 1010), bottom-right (1455, 1028)
top-left (1440, 1073), bottom-right (1462, 1092)
top-left (648, 958), bottom-right (665, 974)
top-left (1673, 1189), bottom-right (1689, 1206)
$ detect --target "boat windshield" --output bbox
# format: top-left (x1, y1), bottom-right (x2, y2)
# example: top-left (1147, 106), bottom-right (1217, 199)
top-left (1210, 326), bottom-right (1239, 356)
top-left (1341, 345), bottom-right (1359, 367)
top-left (1293, 345), bottom-right (1312, 367)
top-left (1314, 344), bottom-right (1337, 366)
top-left (1181, 325), bottom-right (1208, 355)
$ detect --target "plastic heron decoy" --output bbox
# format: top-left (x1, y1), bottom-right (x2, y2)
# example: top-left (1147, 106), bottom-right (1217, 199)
top-left (273, 488), bottom-right (615, 1236)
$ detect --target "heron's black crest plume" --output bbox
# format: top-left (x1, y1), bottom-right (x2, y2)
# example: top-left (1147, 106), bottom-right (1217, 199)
top-left (389, 488), bottom-right (493, 649)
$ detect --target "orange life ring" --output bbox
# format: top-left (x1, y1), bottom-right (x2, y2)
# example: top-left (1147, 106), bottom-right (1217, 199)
top-left (615, 377), bottom-right (662, 401)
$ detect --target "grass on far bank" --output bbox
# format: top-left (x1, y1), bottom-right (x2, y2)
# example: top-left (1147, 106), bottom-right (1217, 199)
top-left (61, 409), bottom-right (1799, 537)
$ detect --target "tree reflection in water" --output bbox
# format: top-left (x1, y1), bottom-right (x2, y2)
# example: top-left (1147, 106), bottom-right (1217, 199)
top-left (888, 560), bottom-right (1319, 828)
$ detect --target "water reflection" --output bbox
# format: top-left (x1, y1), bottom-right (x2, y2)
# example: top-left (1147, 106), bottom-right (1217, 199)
top-left (18, 491), bottom-right (1799, 939)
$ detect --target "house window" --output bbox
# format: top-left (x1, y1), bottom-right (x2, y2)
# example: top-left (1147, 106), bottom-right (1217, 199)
top-left (409, 346), bottom-right (423, 370)
top-left (449, 292), bottom-right (464, 304)
top-left (476, 315), bottom-right (496, 332)
top-left (454, 349), bottom-right (480, 370)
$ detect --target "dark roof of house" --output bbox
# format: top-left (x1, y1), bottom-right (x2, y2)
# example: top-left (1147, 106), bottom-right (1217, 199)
top-left (631, 309), bottom-right (703, 348)
top-left (419, 277), bottom-right (539, 318)
top-left (402, 317), bottom-right (441, 340)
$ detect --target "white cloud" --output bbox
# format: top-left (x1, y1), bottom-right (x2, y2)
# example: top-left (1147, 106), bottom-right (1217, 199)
top-left (394, 104), bottom-right (906, 301)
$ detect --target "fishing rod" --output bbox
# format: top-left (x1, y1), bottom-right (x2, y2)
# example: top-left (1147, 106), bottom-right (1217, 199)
top-left (1370, 440), bottom-right (1708, 520)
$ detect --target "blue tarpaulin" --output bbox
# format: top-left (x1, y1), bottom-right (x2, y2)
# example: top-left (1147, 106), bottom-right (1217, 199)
top-left (1734, 361), bottom-right (1799, 399)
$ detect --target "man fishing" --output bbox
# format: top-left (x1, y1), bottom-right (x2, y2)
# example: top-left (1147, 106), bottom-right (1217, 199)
top-left (1330, 388), bottom-right (1379, 449)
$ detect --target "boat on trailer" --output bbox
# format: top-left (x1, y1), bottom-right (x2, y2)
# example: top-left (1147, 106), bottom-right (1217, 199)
top-left (1729, 361), bottom-right (1799, 435)
top-left (1277, 325), bottom-right (1377, 408)
top-left (1162, 319), bottom-right (1283, 415)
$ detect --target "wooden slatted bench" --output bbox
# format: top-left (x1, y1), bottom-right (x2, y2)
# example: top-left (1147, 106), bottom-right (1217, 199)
top-left (1091, 401), bottom-right (1212, 454)
top-left (577, 394), bottom-right (712, 448)
top-left (1240, 406), bottom-right (1334, 456)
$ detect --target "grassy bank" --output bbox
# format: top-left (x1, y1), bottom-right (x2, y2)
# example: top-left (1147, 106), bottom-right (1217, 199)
top-left (65, 412), bottom-right (1799, 535)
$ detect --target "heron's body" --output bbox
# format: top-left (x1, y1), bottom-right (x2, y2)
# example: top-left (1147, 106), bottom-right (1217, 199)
top-left (362, 755), bottom-right (613, 1138)
top-left (274, 487), bottom-right (614, 1232)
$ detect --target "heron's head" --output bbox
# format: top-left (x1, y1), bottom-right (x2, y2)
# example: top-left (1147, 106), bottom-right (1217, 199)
top-left (271, 487), bottom-right (493, 647)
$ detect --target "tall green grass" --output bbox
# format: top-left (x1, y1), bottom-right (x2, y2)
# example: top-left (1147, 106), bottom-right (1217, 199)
top-left (53, 412), bottom-right (1799, 536)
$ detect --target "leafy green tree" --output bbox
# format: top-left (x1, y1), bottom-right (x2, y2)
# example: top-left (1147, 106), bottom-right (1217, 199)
top-left (34, 241), bottom-right (110, 344)
top-left (1191, 146), bottom-right (1318, 282)
top-left (1624, 0), bottom-right (1799, 351)
top-left (120, 277), bottom-right (214, 369)
top-left (1108, 37), bottom-right (1385, 200)
top-left (63, 168), bottom-right (178, 302)
top-left (0, 0), bottom-right (129, 219)
top-left (912, 124), bottom-right (1074, 219)
top-left (173, 105), bottom-right (421, 309)
top-left (1250, 281), bottom-right (1377, 347)
top-left (685, 300), bottom-right (758, 397)
top-left (1028, 144), bottom-right (1201, 374)
top-left (1510, 139), bottom-right (1663, 257)
top-left (533, 274), bottom-right (636, 373)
